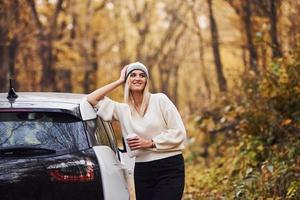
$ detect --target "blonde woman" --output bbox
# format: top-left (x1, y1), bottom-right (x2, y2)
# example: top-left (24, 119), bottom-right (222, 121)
top-left (86, 62), bottom-right (186, 200)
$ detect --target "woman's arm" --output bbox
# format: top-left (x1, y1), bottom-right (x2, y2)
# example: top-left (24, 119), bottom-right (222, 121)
top-left (152, 93), bottom-right (186, 151)
top-left (86, 66), bottom-right (127, 107)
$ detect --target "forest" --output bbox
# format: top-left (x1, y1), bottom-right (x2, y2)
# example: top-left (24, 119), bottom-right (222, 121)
top-left (1, 0), bottom-right (300, 199)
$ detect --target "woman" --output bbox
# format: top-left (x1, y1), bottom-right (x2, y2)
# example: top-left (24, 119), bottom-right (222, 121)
top-left (86, 62), bottom-right (186, 200)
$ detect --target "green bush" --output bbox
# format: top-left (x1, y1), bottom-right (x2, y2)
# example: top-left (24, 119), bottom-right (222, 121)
top-left (184, 46), bottom-right (300, 199)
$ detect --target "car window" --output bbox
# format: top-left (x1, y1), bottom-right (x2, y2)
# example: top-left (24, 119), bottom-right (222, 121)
top-left (0, 112), bottom-right (89, 153)
top-left (111, 121), bottom-right (124, 149)
top-left (84, 118), bottom-right (120, 154)
top-left (95, 118), bottom-right (112, 148)
top-left (103, 122), bottom-right (118, 154)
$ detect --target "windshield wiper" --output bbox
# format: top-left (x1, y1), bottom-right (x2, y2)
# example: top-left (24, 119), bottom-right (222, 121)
top-left (0, 146), bottom-right (56, 157)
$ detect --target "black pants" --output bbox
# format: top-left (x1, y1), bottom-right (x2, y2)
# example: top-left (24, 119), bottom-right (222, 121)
top-left (134, 154), bottom-right (185, 200)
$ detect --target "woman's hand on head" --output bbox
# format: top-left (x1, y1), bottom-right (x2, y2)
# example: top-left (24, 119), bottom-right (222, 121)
top-left (127, 135), bottom-right (152, 150)
top-left (119, 65), bottom-right (128, 83)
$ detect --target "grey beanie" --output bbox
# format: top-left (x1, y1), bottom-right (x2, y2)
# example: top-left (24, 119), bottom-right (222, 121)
top-left (125, 62), bottom-right (149, 80)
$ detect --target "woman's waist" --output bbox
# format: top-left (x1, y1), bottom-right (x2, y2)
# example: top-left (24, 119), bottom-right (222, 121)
top-left (135, 150), bottom-right (182, 163)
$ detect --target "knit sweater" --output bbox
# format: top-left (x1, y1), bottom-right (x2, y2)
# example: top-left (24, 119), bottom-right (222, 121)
top-left (95, 93), bottom-right (186, 162)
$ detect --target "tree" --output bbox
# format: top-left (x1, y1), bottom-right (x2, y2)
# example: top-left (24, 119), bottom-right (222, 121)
top-left (226, 0), bottom-right (259, 74)
top-left (27, 0), bottom-right (64, 91)
top-left (0, 0), bottom-right (22, 91)
top-left (116, 0), bottom-right (189, 104)
top-left (207, 0), bottom-right (227, 92)
top-left (189, 0), bottom-right (212, 100)
top-left (80, 0), bottom-right (106, 93)
top-left (286, 0), bottom-right (300, 49)
top-left (0, 0), bottom-right (10, 91)
top-left (252, 0), bottom-right (283, 58)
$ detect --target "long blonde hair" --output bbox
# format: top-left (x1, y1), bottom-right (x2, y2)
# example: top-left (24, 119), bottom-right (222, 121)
top-left (124, 77), bottom-right (150, 116)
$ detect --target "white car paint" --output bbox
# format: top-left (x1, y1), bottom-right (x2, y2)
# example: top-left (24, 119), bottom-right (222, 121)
top-left (93, 146), bottom-right (129, 200)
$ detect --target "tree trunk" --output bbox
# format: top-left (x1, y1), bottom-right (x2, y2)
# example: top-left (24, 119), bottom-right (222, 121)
top-left (198, 32), bottom-right (212, 100)
top-left (0, 24), bottom-right (8, 91)
top-left (38, 37), bottom-right (55, 91)
top-left (242, 45), bottom-right (248, 72)
top-left (207, 0), bottom-right (227, 92)
top-left (83, 72), bottom-right (90, 94)
top-left (8, 36), bottom-right (19, 90)
top-left (269, 0), bottom-right (283, 58)
top-left (56, 69), bottom-right (72, 92)
top-left (27, 0), bottom-right (63, 92)
top-left (8, 0), bottom-right (20, 90)
top-left (0, 47), bottom-right (8, 92)
top-left (189, 1), bottom-right (212, 100)
top-left (90, 37), bottom-right (99, 90)
top-left (288, 0), bottom-right (300, 49)
top-left (171, 64), bottom-right (179, 106)
top-left (243, 0), bottom-right (259, 74)
top-left (82, 0), bottom-right (92, 94)
top-left (135, 2), bottom-right (150, 61)
top-left (0, 0), bottom-right (21, 92)
top-left (147, 59), bottom-right (158, 93)
top-left (159, 67), bottom-right (171, 97)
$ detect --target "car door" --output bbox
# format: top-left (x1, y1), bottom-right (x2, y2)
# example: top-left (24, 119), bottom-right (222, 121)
top-left (92, 118), bottom-right (129, 200)
top-left (109, 120), bottom-right (136, 175)
top-left (79, 99), bottom-right (130, 199)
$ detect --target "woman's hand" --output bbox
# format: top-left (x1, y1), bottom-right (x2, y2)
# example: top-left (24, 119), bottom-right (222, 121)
top-left (119, 65), bottom-right (128, 83)
top-left (127, 135), bottom-right (153, 150)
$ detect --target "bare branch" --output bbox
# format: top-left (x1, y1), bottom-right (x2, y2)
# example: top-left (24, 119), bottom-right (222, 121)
top-left (49, 0), bottom-right (64, 32)
top-left (27, 0), bottom-right (43, 31)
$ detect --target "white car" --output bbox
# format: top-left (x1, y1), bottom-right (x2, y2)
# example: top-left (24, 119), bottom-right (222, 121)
top-left (0, 90), bottom-right (131, 200)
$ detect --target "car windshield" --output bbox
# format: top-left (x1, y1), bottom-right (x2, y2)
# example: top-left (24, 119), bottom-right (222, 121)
top-left (0, 112), bottom-right (89, 154)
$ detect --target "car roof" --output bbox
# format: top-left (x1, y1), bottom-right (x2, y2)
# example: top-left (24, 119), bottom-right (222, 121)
top-left (0, 92), bottom-right (87, 118)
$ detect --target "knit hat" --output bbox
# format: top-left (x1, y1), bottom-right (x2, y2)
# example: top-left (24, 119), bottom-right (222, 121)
top-left (125, 62), bottom-right (149, 80)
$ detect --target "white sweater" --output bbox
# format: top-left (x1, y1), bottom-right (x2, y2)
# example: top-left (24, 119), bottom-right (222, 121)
top-left (95, 93), bottom-right (186, 162)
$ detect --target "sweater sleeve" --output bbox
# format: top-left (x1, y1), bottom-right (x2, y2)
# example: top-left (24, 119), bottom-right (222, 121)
top-left (152, 93), bottom-right (186, 151)
top-left (95, 97), bottom-right (120, 121)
